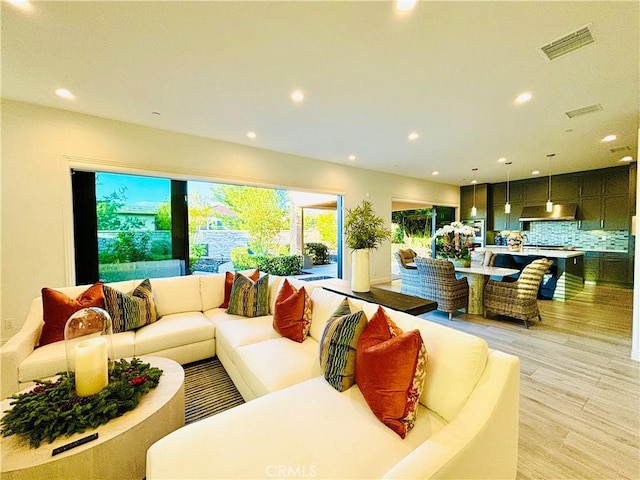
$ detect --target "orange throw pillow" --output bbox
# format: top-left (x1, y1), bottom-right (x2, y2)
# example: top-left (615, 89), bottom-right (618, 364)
top-left (355, 306), bottom-right (427, 438)
top-left (39, 283), bottom-right (105, 347)
top-left (221, 270), bottom-right (259, 308)
top-left (273, 279), bottom-right (312, 343)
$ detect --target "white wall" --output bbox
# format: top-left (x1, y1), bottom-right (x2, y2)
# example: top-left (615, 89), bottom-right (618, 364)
top-left (633, 128), bottom-right (640, 362)
top-left (0, 99), bottom-right (459, 340)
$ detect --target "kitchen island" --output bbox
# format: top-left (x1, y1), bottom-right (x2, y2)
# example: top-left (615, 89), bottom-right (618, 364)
top-left (485, 246), bottom-right (585, 301)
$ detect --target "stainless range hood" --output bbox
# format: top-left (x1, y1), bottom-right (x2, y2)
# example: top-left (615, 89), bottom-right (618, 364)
top-left (519, 203), bottom-right (578, 221)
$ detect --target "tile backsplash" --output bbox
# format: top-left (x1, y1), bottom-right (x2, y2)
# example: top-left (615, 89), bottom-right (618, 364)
top-left (499, 221), bottom-right (629, 251)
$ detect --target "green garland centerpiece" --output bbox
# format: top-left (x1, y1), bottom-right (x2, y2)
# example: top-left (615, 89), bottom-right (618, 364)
top-left (1, 358), bottom-right (162, 448)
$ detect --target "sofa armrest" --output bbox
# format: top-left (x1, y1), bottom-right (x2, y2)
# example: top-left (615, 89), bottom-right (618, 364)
top-left (384, 350), bottom-right (520, 480)
top-left (0, 298), bottom-right (44, 398)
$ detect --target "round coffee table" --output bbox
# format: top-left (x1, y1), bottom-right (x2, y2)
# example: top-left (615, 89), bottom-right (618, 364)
top-left (0, 356), bottom-right (185, 480)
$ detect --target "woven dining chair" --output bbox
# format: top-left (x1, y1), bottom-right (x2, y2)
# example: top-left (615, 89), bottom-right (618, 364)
top-left (483, 258), bottom-right (553, 328)
top-left (409, 257), bottom-right (469, 320)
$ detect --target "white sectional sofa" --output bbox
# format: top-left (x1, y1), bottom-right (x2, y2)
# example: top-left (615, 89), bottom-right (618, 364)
top-left (1, 274), bottom-right (520, 479)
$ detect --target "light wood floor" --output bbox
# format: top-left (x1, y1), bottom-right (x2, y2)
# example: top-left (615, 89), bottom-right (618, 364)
top-left (382, 281), bottom-right (639, 480)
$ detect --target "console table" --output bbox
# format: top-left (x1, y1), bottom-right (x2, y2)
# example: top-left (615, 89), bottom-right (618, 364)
top-left (313, 279), bottom-right (437, 316)
top-left (0, 356), bottom-right (185, 480)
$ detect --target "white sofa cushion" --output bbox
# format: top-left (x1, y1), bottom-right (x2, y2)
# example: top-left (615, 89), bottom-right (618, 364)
top-left (18, 332), bottom-right (135, 383)
top-left (146, 377), bottom-right (446, 480)
top-left (199, 274), bottom-right (226, 311)
top-left (134, 312), bottom-right (214, 356)
top-left (233, 337), bottom-right (323, 397)
top-left (390, 310), bottom-right (488, 422)
top-left (308, 288), bottom-right (347, 341)
top-left (211, 313), bottom-right (280, 362)
top-left (151, 276), bottom-right (203, 317)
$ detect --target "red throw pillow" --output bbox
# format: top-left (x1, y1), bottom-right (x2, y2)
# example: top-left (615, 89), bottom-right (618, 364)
top-left (39, 283), bottom-right (105, 347)
top-left (355, 306), bottom-right (427, 438)
top-left (221, 270), bottom-right (259, 308)
top-left (273, 279), bottom-right (312, 343)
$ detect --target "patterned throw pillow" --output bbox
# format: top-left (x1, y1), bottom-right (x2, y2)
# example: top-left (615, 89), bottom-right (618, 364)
top-left (221, 270), bottom-right (260, 308)
top-left (355, 306), bottom-right (428, 438)
top-left (39, 283), bottom-right (105, 347)
top-left (319, 299), bottom-right (367, 392)
top-left (227, 272), bottom-right (270, 318)
top-left (103, 279), bottom-right (157, 333)
top-left (273, 279), bottom-right (312, 343)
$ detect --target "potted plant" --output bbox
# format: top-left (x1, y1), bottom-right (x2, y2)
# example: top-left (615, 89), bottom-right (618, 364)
top-left (343, 200), bottom-right (391, 292)
top-left (434, 221), bottom-right (475, 267)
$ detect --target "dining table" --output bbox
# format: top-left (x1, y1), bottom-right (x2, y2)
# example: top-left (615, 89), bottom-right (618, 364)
top-left (453, 265), bottom-right (520, 315)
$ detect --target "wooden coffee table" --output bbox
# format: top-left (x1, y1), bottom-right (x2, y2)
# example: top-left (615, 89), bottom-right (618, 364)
top-left (313, 278), bottom-right (437, 316)
top-left (0, 356), bottom-right (185, 480)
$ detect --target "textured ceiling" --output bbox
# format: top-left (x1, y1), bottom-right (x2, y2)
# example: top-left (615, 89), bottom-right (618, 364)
top-left (2, 1), bottom-right (638, 186)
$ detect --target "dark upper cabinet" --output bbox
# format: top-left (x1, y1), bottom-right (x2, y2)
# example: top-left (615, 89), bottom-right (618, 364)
top-left (580, 173), bottom-right (603, 197)
top-left (550, 174), bottom-right (580, 201)
top-left (603, 167), bottom-right (629, 195)
top-left (579, 166), bottom-right (629, 197)
top-left (602, 195), bottom-right (630, 230)
top-left (507, 203), bottom-right (523, 230)
top-left (578, 166), bottom-right (630, 230)
top-left (579, 197), bottom-right (604, 230)
top-left (523, 178), bottom-right (549, 204)
top-left (460, 184), bottom-right (488, 220)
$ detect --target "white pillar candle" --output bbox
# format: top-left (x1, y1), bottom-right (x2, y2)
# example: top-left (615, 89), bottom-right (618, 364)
top-left (74, 337), bottom-right (108, 397)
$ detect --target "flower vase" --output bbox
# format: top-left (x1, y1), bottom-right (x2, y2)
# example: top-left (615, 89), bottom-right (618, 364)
top-left (351, 249), bottom-right (371, 292)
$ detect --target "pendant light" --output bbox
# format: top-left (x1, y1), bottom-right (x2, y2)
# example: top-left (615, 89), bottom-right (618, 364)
top-left (471, 168), bottom-right (478, 217)
top-left (546, 153), bottom-right (555, 213)
top-left (505, 162), bottom-right (512, 214)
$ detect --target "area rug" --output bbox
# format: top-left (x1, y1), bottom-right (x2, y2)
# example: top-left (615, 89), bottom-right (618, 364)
top-left (183, 357), bottom-right (244, 424)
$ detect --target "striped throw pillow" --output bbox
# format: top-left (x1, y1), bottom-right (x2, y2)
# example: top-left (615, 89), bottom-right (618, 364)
top-left (227, 272), bottom-right (270, 318)
top-left (319, 299), bottom-right (367, 392)
top-left (103, 278), bottom-right (157, 333)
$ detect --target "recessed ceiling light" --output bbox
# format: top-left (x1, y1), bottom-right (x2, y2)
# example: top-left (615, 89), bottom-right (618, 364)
top-left (408, 132), bottom-right (419, 140)
top-left (532, 170), bottom-right (540, 175)
top-left (396, 0), bottom-right (417, 11)
top-left (432, 171), bottom-right (439, 176)
top-left (291, 90), bottom-right (305, 103)
top-left (602, 134), bottom-right (617, 142)
top-left (348, 155), bottom-right (356, 161)
top-left (55, 88), bottom-right (75, 100)
top-left (620, 156), bottom-right (633, 162)
top-left (471, 180), bottom-right (478, 184)
top-left (246, 131), bottom-right (257, 139)
top-left (515, 92), bottom-right (533, 104)
top-left (497, 157), bottom-right (507, 163)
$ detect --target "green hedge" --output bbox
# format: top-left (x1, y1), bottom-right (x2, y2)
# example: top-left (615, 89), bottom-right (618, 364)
top-left (303, 242), bottom-right (329, 265)
top-left (231, 248), bottom-right (303, 276)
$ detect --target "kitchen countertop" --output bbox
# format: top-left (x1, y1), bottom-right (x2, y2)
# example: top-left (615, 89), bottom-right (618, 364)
top-left (485, 246), bottom-right (585, 258)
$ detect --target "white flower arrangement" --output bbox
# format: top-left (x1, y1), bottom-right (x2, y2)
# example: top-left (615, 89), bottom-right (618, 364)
top-left (434, 221), bottom-right (475, 260)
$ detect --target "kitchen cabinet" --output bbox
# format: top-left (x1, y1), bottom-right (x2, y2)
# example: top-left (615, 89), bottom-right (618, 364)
top-left (600, 253), bottom-right (631, 284)
top-left (488, 183), bottom-right (521, 231)
top-left (602, 195), bottom-right (630, 230)
top-left (581, 251), bottom-right (632, 286)
top-left (523, 178), bottom-right (549, 203)
top-left (583, 252), bottom-right (600, 283)
top-left (550, 174), bottom-right (580, 201)
top-left (579, 197), bottom-right (603, 230)
top-left (460, 184), bottom-right (487, 220)
top-left (578, 166), bottom-right (630, 231)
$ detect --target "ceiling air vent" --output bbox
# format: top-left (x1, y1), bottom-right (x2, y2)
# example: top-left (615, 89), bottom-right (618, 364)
top-left (565, 103), bottom-right (603, 118)
top-left (610, 146), bottom-right (632, 154)
top-left (539, 25), bottom-right (596, 61)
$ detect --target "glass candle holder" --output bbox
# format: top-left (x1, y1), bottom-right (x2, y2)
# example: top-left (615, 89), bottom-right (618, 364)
top-left (64, 307), bottom-right (114, 397)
